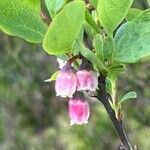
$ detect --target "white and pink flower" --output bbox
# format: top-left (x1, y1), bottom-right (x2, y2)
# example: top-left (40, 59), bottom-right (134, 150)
top-left (55, 64), bottom-right (77, 98)
top-left (76, 70), bottom-right (98, 91)
top-left (69, 98), bottom-right (90, 125)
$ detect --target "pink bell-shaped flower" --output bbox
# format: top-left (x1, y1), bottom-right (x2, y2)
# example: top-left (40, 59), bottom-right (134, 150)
top-left (76, 70), bottom-right (98, 91)
top-left (69, 98), bottom-right (90, 125)
top-left (55, 63), bottom-right (77, 98)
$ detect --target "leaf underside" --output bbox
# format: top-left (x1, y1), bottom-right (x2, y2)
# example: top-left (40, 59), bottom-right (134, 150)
top-left (114, 9), bottom-right (150, 63)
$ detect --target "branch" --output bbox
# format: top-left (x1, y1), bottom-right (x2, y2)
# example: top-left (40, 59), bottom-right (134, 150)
top-left (96, 75), bottom-right (133, 150)
top-left (40, 0), bottom-right (51, 25)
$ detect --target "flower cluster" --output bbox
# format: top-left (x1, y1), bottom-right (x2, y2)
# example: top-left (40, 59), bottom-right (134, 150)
top-left (55, 61), bottom-right (98, 125)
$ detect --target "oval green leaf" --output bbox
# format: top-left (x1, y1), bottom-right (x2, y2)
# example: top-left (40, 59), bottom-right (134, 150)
top-left (0, 0), bottom-right (47, 43)
top-left (114, 9), bottom-right (150, 63)
top-left (43, 1), bottom-right (86, 55)
top-left (118, 91), bottom-right (137, 105)
top-left (93, 34), bottom-right (104, 62)
top-left (103, 36), bottom-right (114, 61)
top-left (97, 0), bottom-right (133, 36)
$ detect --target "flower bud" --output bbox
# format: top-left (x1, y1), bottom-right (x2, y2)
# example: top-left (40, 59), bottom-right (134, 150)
top-left (55, 64), bottom-right (77, 98)
top-left (76, 70), bottom-right (98, 91)
top-left (69, 98), bottom-right (90, 125)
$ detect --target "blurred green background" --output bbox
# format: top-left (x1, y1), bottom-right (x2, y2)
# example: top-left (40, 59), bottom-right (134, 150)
top-left (0, 0), bottom-right (150, 149)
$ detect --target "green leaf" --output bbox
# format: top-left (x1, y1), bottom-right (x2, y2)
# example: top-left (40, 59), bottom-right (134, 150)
top-left (103, 36), bottom-right (114, 61)
top-left (118, 91), bottom-right (137, 105)
top-left (114, 9), bottom-right (150, 63)
top-left (90, 0), bottom-right (98, 7)
top-left (43, 1), bottom-right (86, 55)
top-left (45, 0), bottom-right (65, 19)
top-left (109, 63), bottom-right (125, 73)
top-left (97, 0), bottom-right (133, 36)
top-left (44, 71), bottom-right (60, 82)
top-left (93, 34), bottom-right (104, 62)
top-left (0, 0), bottom-right (47, 43)
top-left (126, 8), bottom-right (142, 21)
top-left (83, 21), bottom-right (96, 40)
top-left (74, 41), bottom-right (107, 71)
top-left (73, 28), bottom-right (84, 55)
top-left (85, 9), bottom-right (100, 33)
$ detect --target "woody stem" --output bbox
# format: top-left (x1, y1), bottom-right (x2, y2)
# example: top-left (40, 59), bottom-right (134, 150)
top-left (96, 75), bottom-right (133, 150)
